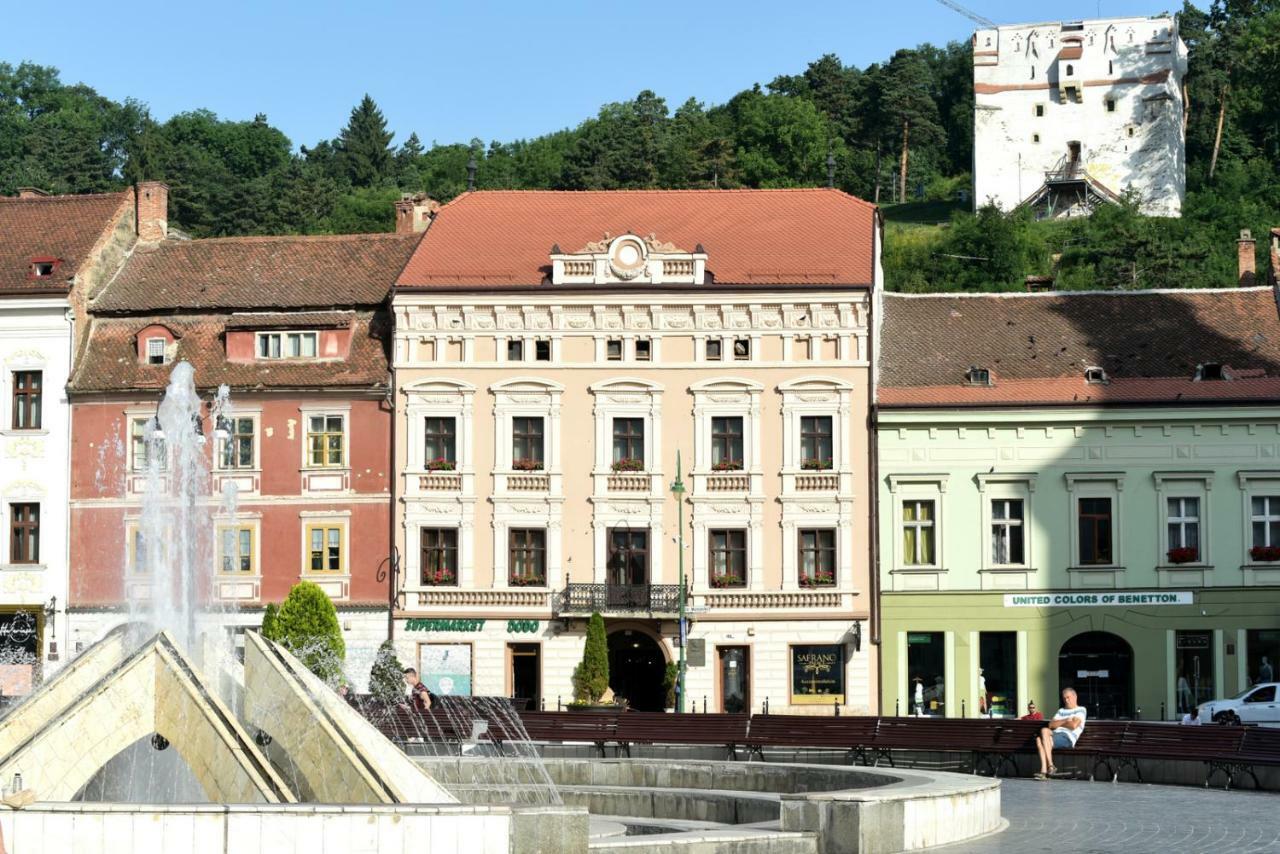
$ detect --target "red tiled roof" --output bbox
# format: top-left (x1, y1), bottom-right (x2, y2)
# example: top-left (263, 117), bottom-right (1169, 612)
top-left (879, 289), bottom-right (1280, 407)
top-left (225, 311), bottom-right (354, 330)
top-left (93, 232), bottom-right (422, 312)
top-left (68, 312), bottom-right (389, 393)
top-left (396, 189), bottom-right (876, 289)
top-left (0, 191), bottom-right (131, 293)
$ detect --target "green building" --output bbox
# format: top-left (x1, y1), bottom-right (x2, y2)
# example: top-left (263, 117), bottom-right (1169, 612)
top-left (875, 287), bottom-right (1280, 721)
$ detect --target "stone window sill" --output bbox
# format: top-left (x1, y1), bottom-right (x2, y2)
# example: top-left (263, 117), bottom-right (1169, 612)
top-left (1068, 565), bottom-right (1126, 572)
top-left (890, 566), bottom-right (946, 574)
top-left (0, 429), bottom-right (49, 438)
top-left (0, 563), bottom-right (45, 572)
top-left (1157, 563), bottom-right (1212, 571)
top-left (980, 566), bottom-right (1038, 573)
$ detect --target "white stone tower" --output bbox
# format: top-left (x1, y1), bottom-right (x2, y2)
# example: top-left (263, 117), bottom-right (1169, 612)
top-left (972, 16), bottom-right (1187, 218)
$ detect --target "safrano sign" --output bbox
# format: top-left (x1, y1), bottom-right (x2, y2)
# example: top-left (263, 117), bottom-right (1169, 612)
top-left (1003, 591), bottom-right (1193, 608)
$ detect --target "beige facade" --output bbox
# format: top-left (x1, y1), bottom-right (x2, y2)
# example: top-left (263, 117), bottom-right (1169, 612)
top-left (390, 289), bottom-right (878, 713)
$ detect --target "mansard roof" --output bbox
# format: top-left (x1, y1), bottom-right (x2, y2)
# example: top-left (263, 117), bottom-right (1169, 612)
top-left (396, 189), bottom-right (877, 290)
top-left (879, 287), bottom-right (1280, 407)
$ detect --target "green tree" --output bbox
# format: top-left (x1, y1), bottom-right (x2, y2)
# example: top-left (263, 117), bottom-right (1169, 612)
top-left (368, 639), bottom-right (406, 705)
top-left (337, 94), bottom-right (394, 188)
top-left (718, 87), bottom-right (835, 187)
top-left (272, 581), bottom-right (346, 682)
top-left (571, 612), bottom-right (610, 704)
top-left (261, 602), bottom-right (281, 641)
top-left (878, 49), bottom-right (946, 202)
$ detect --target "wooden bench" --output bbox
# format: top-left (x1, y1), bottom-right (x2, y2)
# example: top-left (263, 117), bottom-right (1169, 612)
top-left (613, 711), bottom-right (749, 759)
top-left (744, 715), bottom-right (886, 765)
top-left (1101, 723), bottom-right (1244, 785)
top-left (1214, 725), bottom-right (1280, 789)
top-left (518, 711), bottom-right (619, 756)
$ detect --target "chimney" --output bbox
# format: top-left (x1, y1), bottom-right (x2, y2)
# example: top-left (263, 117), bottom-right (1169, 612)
top-left (1238, 229), bottom-right (1257, 287)
top-left (136, 181), bottom-right (169, 242)
top-left (394, 193), bottom-right (440, 234)
top-left (16, 187), bottom-right (49, 199)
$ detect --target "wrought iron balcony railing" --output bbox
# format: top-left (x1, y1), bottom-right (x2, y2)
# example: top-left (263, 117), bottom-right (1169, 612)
top-left (554, 582), bottom-right (682, 617)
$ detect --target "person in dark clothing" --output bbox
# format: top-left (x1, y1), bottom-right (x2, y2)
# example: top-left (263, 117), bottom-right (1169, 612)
top-left (403, 667), bottom-right (434, 711)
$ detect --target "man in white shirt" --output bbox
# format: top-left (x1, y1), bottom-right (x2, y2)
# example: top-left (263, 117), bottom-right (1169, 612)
top-left (1035, 687), bottom-right (1087, 779)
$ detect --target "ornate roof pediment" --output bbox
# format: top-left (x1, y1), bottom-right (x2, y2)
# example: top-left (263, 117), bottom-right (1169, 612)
top-left (550, 232), bottom-right (707, 286)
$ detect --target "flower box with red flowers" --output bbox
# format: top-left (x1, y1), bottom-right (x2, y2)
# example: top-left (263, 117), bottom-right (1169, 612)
top-left (799, 570), bottom-right (836, 588)
top-left (509, 574), bottom-right (546, 587)
top-left (1251, 546), bottom-right (1280, 563)
top-left (611, 458), bottom-right (644, 473)
top-left (709, 574), bottom-right (744, 589)
top-left (425, 458), bottom-right (456, 472)
top-left (512, 459), bottom-right (544, 471)
top-left (422, 569), bottom-right (457, 586)
top-left (711, 460), bottom-right (743, 472)
top-left (1166, 547), bottom-right (1199, 565)
top-left (801, 458), bottom-right (833, 471)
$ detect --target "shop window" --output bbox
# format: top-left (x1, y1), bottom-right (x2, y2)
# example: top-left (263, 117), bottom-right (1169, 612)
top-left (1175, 630), bottom-right (1214, 713)
top-left (423, 416), bottom-right (457, 469)
top-left (979, 632), bottom-right (1017, 717)
top-left (708, 529), bottom-right (747, 588)
top-left (11, 371), bottom-right (42, 430)
top-left (907, 632), bottom-right (945, 716)
top-left (790, 644), bottom-right (844, 705)
top-left (1247, 630), bottom-right (1280, 687)
top-left (508, 528), bottom-right (546, 586)
top-left (902, 500), bottom-right (936, 566)
top-left (990, 499), bottom-right (1025, 565)
top-left (718, 646), bottom-right (750, 713)
top-left (306, 414), bottom-right (345, 467)
top-left (710, 416), bottom-right (744, 469)
top-left (606, 528), bottom-right (648, 586)
top-left (420, 528), bottom-right (458, 586)
top-left (1077, 497), bottom-right (1113, 564)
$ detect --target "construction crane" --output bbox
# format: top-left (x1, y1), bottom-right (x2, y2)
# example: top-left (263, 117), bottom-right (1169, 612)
top-left (934, 0), bottom-right (996, 28)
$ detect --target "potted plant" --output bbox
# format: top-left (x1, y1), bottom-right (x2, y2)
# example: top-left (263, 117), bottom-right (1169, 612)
top-left (422, 567), bottom-right (456, 586)
top-left (1166, 546), bottom-right (1198, 565)
top-left (711, 459), bottom-right (743, 472)
top-left (1251, 545), bottom-right (1280, 562)
top-left (663, 662), bottom-right (679, 713)
top-left (425, 457), bottom-right (456, 472)
top-left (568, 612), bottom-right (616, 710)
top-left (710, 573), bottom-right (743, 589)
top-left (512, 458), bottom-right (544, 471)
top-left (800, 569), bottom-right (836, 588)
top-left (611, 458), bottom-right (644, 473)
top-left (509, 573), bottom-right (545, 587)
top-left (801, 458), bottom-right (833, 471)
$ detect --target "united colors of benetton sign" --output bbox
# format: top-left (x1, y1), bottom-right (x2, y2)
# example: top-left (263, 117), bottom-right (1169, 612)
top-left (1003, 591), bottom-right (1193, 608)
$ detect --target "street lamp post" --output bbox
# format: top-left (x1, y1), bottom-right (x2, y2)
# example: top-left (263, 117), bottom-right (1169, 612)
top-left (670, 450), bottom-right (687, 713)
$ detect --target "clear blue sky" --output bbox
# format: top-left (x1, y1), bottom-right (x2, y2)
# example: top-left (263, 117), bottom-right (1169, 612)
top-left (5, 0), bottom-right (1177, 149)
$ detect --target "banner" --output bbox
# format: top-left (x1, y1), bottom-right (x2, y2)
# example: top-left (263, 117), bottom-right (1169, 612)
top-left (1003, 591), bottom-right (1193, 608)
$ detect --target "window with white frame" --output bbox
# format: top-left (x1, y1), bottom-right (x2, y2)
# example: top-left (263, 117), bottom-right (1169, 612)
top-left (512, 417), bottom-right (544, 469)
top-left (990, 499), bottom-right (1025, 565)
top-left (218, 526), bottom-right (255, 573)
top-left (1251, 497), bottom-right (1280, 551)
top-left (146, 338), bottom-right (167, 365)
top-left (423, 417), bottom-right (457, 469)
top-left (305, 414), bottom-right (345, 467)
top-left (217, 416), bottom-right (256, 470)
top-left (131, 416), bottom-right (167, 472)
top-left (1155, 472), bottom-right (1211, 567)
top-left (257, 331), bottom-right (318, 360)
top-left (902, 500), bottom-right (936, 566)
top-left (1166, 497), bottom-right (1201, 558)
top-left (589, 378), bottom-right (662, 483)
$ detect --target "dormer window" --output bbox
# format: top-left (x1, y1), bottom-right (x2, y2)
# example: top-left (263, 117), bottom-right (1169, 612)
top-left (1084, 366), bottom-right (1108, 384)
top-left (550, 232), bottom-right (707, 285)
top-left (1197, 363), bottom-right (1227, 381)
top-left (965, 366), bottom-right (993, 387)
top-left (256, 331), bottom-right (318, 360)
top-left (146, 338), bottom-right (168, 365)
top-left (27, 257), bottom-right (58, 279)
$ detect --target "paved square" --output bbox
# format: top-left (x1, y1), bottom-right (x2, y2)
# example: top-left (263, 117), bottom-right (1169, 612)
top-left (932, 779), bottom-right (1280, 853)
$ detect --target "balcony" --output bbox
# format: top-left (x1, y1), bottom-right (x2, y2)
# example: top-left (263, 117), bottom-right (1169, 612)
top-left (705, 473), bottom-right (749, 492)
top-left (795, 473), bottom-right (839, 491)
top-left (418, 472), bottom-right (463, 491)
top-left (507, 473), bottom-right (550, 492)
top-left (606, 473), bottom-right (649, 493)
top-left (555, 582), bottom-right (682, 617)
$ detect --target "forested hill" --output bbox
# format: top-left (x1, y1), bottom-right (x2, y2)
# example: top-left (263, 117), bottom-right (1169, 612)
top-left (2, 0), bottom-right (1277, 292)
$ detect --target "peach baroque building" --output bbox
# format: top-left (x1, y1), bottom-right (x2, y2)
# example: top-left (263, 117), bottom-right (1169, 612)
top-left (390, 189), bottom-right (881, 714)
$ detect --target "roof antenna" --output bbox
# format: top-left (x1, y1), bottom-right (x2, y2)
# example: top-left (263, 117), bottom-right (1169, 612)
top-left (826, 144), bottom-right (837, 189)
top-left (466, 150), bottom-right (477, 192)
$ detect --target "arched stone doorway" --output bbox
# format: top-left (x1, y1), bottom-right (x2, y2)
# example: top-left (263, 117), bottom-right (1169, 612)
top-left (1058, 631), bottom-right (1134, 719)
top-left (606, 626), bottom-right (668, 712)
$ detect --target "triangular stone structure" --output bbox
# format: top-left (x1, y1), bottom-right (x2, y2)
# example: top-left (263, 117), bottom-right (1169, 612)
top-left (0, 630), bottom-right (296, 803)
top-left (242, 630), bottom-right (457, 804)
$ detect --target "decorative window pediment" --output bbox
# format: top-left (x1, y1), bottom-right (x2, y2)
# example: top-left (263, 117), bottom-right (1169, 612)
top-left (550, 232), bottom-right (707, 285)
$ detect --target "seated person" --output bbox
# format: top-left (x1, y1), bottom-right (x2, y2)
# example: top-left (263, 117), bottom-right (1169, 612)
top-left (1035, 687), bottom-right (1086, 779)
top-left (402, 667), bottom-right (434, 711)
top-left (1021, 701), bottom-right (1043, 721)
top-left (1181, 706), bottom-right (1202, 725)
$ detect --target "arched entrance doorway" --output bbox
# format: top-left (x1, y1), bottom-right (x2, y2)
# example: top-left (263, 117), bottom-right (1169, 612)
top-left (1058, 631), bottom-right (1134, 719)
top-left (607, 627), bottom-right (667, 711)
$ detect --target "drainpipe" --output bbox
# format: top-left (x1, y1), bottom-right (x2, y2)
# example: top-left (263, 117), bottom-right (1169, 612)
top-left (386, 307), bottom-right (398, 644)
top-left (867, 211), bottom-right (884, 708)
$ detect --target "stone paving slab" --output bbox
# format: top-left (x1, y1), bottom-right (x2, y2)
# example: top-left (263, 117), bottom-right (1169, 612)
top-left (930, 778), bottom-right (1280, 853)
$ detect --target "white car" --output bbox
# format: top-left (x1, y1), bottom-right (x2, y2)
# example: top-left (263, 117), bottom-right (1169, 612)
top-left (1198, 682), bottom-right (1280, 724)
